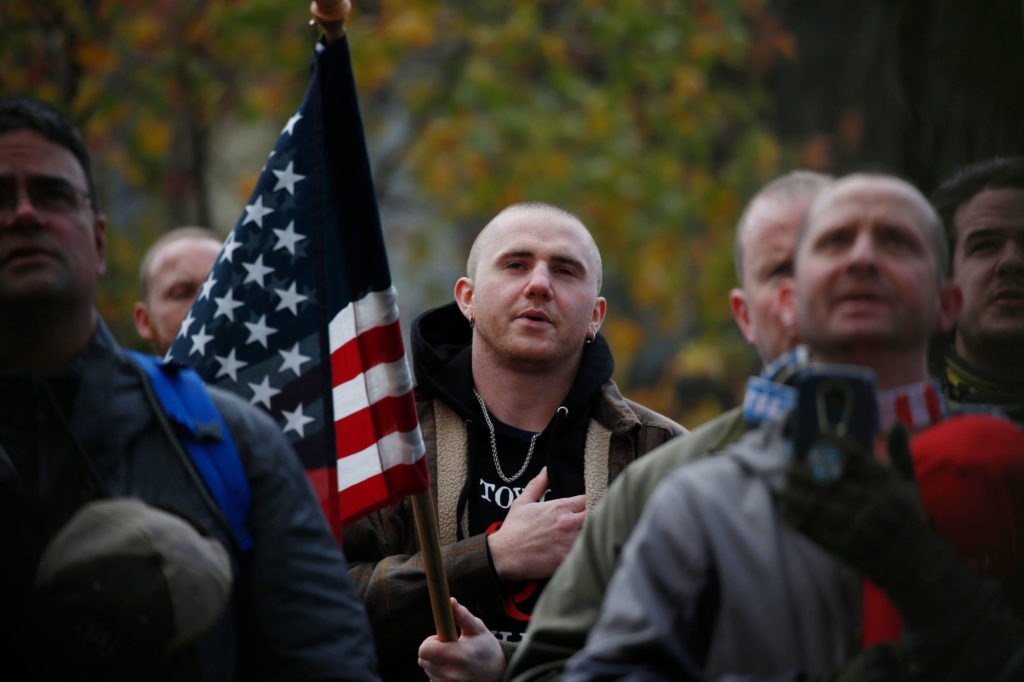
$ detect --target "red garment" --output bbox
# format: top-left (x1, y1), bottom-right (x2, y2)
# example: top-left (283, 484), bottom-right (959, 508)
top-left (862, 414), bottom-right (1024, 646)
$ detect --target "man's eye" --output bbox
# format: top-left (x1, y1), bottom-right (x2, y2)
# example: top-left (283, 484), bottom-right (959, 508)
top-left (816, 234), bottom-right (848, 251)
top-left (881, 225), bottom-right (921, 250)
top-left (168, 285), bottom-right (198, 301)
top-left (0, 185), bottom-right (15, 209)
top-left (0, 179), bottom-right (85, 213)
top-left (31, 181), bottom-right (78, 210)
top-left (967, 240), bottom-right (999, 255)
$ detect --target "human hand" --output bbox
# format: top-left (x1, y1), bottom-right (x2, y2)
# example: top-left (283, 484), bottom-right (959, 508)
top-left (487, 467), bottom-right (586, 582)
top-left (310, 0), bottom-right (351, 42)
top-left (781, 423), bottom-right (1024, 682)
top-left (777, 426), bottom-right (931, 589)
top-left (311, 0), bottom-right (351, 21)
top-left (417, 598), bottom-right (505, 682)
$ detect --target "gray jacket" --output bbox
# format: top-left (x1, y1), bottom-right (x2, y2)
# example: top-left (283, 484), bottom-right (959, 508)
top-left (563, 419), bottom-right (860, 681)
top-left (0, 322), bottom-right (379, 681)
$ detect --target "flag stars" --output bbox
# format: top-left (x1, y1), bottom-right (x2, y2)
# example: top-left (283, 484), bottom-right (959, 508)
top-left (272, 162), bottom-right (306, 196)
top-left (214, 348), bottom-right (247, 383)
top-left (198, 275), bottom-right (217, 301)
top-left (214, 290), bottom-right (245, 322)
top-left (248, 375), bottom-right (281, 410)
top-left (189, 324), bottom-right (214, 356)
top-left (177, 310), bottom-right (196, 339)
top-left (283, 113), bottom-right (303, 136)
top-left (243, 195), bottom-right (275, 228)
top-left (242, 255), bottom-right (274, 288)
top-left (244, 314), bottom-right (277, 348)
top-left (273, 221), bottom-right (306, 256)
top-left (220, 232), bottom-right (243, 263)
top-left (281, 403), bottom-right (315, 438)
top-left (261, 150), bottom-right (275, 173)
top-left (274, 281), bottom-right (310, 316)
top-left (278, 342), bottom-right (311, 377)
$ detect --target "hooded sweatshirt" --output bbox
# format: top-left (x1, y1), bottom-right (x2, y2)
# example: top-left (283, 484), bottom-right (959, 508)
top-left (343, 301), bottom-right (683, 681)
top-left (411, 301), bottom-right (618, 639)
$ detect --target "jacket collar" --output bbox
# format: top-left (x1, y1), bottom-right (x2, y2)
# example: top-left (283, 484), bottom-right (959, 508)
top-left (410, 301), bottom-right (615, 427)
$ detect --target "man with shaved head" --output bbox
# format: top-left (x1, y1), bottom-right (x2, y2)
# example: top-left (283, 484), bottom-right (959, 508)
top-left (342, 202), bottom-right (683, 681)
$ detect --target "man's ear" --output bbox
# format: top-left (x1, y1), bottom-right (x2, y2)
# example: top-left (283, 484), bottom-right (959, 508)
top-left (93, 213), bottom-right (107, 277)
top-left (454, 277), bottom-right (475, 323)
top-left (588, 296), bottom-right (607, 339)
top-left (133, 301), bottom-right (154, 342)
top-left (729, 288), bottom-right (755, 346)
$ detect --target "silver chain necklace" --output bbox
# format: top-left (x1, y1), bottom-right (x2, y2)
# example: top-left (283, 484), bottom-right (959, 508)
top-left (472, 389), bottom-right (540, 484)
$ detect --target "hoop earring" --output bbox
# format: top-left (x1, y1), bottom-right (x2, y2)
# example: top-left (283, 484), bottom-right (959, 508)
top-left (584, 334), bottom-right (594, 345)
top-left (469, 313), bottom-right (475, 329)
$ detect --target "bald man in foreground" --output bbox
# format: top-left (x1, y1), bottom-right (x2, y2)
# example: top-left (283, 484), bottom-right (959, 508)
top-left (565, 174), bottom-right (964, 680)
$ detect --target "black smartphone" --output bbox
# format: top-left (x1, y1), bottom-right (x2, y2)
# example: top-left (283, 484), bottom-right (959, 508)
top-left (791, 364), bottom-right (879, 482)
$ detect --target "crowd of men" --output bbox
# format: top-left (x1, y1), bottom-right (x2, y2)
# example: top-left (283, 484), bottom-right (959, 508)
top-left (2, 23), bottom-right (1024, 682)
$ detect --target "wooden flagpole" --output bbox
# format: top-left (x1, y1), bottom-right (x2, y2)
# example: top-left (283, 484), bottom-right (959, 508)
top-left (411, 491), bottom-right (458, 641)
top-left (309, 0), bottom-right (458, 643)
top-left (310, 0), bottom-right (348, 43)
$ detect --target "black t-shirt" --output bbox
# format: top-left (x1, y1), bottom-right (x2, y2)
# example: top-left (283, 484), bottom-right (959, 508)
top-left (464, 409), bottom-right (587, 643)
top-left (411, 302), bottom-right (615, 643)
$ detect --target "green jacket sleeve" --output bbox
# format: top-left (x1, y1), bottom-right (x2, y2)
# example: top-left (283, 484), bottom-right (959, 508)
top-left (507, 408), bottom-right (748, 682)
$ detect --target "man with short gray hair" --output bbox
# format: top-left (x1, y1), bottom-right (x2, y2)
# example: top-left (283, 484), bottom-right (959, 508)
top-left (133, 226), bottom-right (221, 356)
top-left (563, 173), bottom-right (961, 680)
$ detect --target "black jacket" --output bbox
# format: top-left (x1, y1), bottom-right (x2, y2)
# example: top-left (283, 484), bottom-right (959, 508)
top-left (0, 321), bottom-right (379, 681)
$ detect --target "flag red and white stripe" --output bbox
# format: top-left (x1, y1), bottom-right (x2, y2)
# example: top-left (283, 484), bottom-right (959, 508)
top-left (329, 286), bottom-right (426, 525)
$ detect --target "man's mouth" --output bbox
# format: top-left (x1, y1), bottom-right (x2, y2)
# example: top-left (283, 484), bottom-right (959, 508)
top-left (0, 244), bottom-right (53, 267)
top-left (835, 291), bottom-right (884, 305)
top-left (830, 288), bottom-right (890, 317)
top-left (991, 286), bottom-right (1024, 304)
top-left (517, 310), bottom-right (551, 324)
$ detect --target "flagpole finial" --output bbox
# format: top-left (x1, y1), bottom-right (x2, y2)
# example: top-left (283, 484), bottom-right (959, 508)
top-left (310, 0), bottom-right (350, 43)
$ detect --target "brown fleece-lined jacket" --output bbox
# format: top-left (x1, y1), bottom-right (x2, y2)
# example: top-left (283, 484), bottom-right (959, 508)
top-left (342, 384), bottom-right (684, 681)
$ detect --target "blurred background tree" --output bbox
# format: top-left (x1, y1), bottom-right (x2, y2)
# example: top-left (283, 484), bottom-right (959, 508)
top-left (3, 0), bottom-right (1023, 426)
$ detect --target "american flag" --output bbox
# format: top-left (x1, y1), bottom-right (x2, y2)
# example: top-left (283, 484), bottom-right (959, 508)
top-left (167, 36), bottom-right (428, 541)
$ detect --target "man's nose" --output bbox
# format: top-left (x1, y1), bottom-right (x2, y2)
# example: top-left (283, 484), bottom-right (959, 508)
top-left (524, 265), bottom-right (553, 299)
top-left (996, 238), bottom-right (1024, 274)
top-left (846, 231), bottom-right (879, 268)
top-left (0, 186), bottom-right (43, 228)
